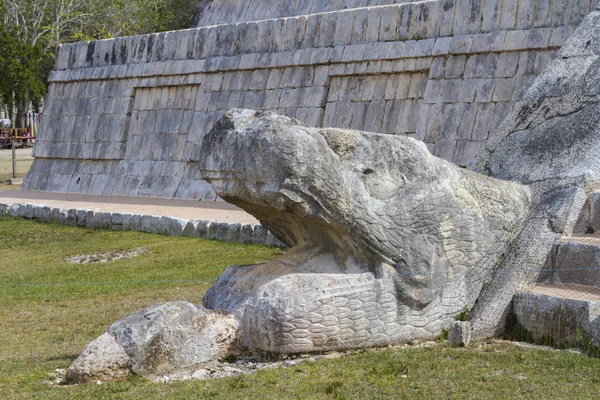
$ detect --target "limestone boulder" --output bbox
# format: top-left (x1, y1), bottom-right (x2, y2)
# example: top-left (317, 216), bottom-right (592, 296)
top-left (66, 302), bottom-right (240, 383)
top-left (65, 332), bottom-right (130, 383)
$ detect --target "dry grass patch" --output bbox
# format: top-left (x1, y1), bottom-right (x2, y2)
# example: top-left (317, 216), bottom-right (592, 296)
top-left (0, 157), bottom-right (33, 181)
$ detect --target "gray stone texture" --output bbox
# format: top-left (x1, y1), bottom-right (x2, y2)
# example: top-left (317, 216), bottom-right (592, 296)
top-left (198, 109), bottom-right (530, 352)
top-left (469, 8), bottom-right (600, 340)
top-left (66, 302), bottom-right (241, 382)
top-left (64, 5), bottom-right (600, 378)
top-left (448, 321), bottom-right (472, 347)
top-left (0, 202), bottom-right (283, 247)
top-left (24, 0), bottom-right (599, 199)
top-left (546, 238), bottom-right (600, 288)
top-left (65, 332), bottom-right (131, 383)
top-left (513, 289), bottom-right (600, 346)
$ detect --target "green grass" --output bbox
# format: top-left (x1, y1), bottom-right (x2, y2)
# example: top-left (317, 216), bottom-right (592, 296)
top-left (2, 217), bottom-right (600, 399)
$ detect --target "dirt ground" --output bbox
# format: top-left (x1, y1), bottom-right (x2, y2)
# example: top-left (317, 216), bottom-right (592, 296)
top-left (0, 148), bottom-right (33, 181)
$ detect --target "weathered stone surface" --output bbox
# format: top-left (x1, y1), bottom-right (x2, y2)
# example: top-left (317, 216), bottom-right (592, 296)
top-left (513, 288), bottom-right (600, 346)
top-left (448, 321), bottom-right (471, 347)
top-left (470, 9), bottom-right (600, 340)
top-left (198, 109), bottom-right (530, 352)
top-left (62, 1), bottom-right (600, 382)
top-left (548, 238), bottom-right (600, 288)
top-left (0, 202), bottom-right (278, 246)
top-left (65, 333), bottom-right (130, 383)
top-left (67, 302), bottom-right (241, 382)
top-left (25, 1), bottom-right (597, 200)
top-left (108, 302), bottom-right (219, 377)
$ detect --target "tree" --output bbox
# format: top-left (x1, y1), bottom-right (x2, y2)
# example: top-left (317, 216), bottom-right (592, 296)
top-left (0, 23), bottom-right (51, 110)
top-left (73, 0), bottom-right (199, 41)
top-left (0, 0), bottom-right (198, 125)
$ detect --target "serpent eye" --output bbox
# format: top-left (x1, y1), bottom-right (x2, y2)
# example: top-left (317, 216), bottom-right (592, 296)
top-left (362, 168), bottom-right (407, 200)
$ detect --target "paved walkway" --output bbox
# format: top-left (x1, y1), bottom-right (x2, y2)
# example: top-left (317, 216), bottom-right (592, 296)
top-left (0, 190), bottom-right (259, 224)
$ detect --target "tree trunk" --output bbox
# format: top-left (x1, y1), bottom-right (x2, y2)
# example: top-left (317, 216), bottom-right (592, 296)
top-left (15, 99), bottom-right (30, 128)
top-left (7, 103), bottom-right (15, 127)
top-left (32, 98), bottom-right (43, 114)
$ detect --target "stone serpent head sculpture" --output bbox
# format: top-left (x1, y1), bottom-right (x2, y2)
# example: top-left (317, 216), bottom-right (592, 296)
top-left (198, 109), bottom-right (531, 353)
top-left (65, 109), bottom-right (534, 383)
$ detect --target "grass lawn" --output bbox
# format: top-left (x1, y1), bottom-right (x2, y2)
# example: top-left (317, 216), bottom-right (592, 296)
top-left (1, 217), bottom-right (600, 399)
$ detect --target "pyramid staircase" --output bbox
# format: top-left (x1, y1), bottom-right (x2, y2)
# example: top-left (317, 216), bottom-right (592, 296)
top-left (513, 191), bottom-right (600, 346)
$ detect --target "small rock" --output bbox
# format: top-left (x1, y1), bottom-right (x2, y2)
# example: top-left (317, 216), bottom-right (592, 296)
top-left (192, 369), bottom-right (211, 379)
top-left (60, 248), bottom-right (146, 264)
top-left (222, 366), bottom-right (242, 373)
top-left (448, 321), bottom-right (472, 347)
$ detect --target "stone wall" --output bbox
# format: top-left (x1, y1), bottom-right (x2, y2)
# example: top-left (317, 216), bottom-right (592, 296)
top-left (193, 0), bottom-right (424, 27)
top-left (25, 0), bottom-right (599, 199)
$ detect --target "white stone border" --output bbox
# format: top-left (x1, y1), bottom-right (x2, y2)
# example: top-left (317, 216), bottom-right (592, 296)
top-left (0, 202), bottom-right (284, 247)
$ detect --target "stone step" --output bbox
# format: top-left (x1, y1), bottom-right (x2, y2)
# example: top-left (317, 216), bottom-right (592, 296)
top-left (568, 190), bottom-right (600, 235)
top-left (513, 284), bottom-right (600, 346)
top-left (545, 236), bottom-right (600, 288)
top-left (591, 191), bottom-right (600, 233)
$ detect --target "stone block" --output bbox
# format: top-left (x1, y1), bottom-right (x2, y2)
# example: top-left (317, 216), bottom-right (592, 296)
top-left (445, 55), bottom-right (467, 79)
top-left (499, 0), bottom-right (517, 30)
top-left (34, 206), bottom-right (52, 222)
top-left (122, 214), bottom-right (142, 231)
top-left (457, 79), bottom-right (477, 102)
top-left (169, 218), bottom-right (186, 236)
top-left (182, 220), bottom-right (200, 237)
top-left (482, 0), bottom-right (502, 32)
top-left (440, 79), bottom-right (461, 103)
top-left (139, 215), bottom-right (155, 233)
top-left (448, 321), bottom-right (471, 347)
top-left (492, 78), bottom-right (515, 101)
top-left (251, 225), bottom-right (268, 245)
top-left (334, 12), bottom-right (354, 46)
top-left (8, 204), bottom-right (20, 218)
top-left (516, 0), bottom-right (535, 29)
top-left (453, 0), bottom-right (471, 36)
top-left (81, 210), bottom-right (93, 227)
top-left (550, 238), bottom-right (600, 287)
top-left (429, 57), bottom-right (446, 79)
top-left (494, 52), bottom-right (520, 77)
top-left (60, 209), bottom-right (77, 227)
top-left (549, 26), bottom-right (572, 48)
top-left (449, 35), bottom-right (473, 54)
top-left (239, 224), bottom-right (255, 244)
top-left (22, 204), bottom-right (35, 219)
top-left (503, 30), bottom-right (528, 51)
top-left (525, 28), bottom-right (552, 49)
top-left (474, 79), bottom-right (494, 102)
top-left (50, 207), bottom-right (62, 224)
top-left (207, 221), bottom-right (219, 240)
top-left (194, 220), bottom-right (209, 238)
top-left (513, 290), bottom-right (600, 346)
top-left (471, 33), bottom-right (493, 52)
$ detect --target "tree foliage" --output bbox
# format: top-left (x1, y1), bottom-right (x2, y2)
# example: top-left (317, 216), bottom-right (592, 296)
top-left (0, 22), bottom-right (51, 106)
top-left (69, 0), bottom-right (199, 42)
top-left (0, 0), bottom-right (198, 112)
